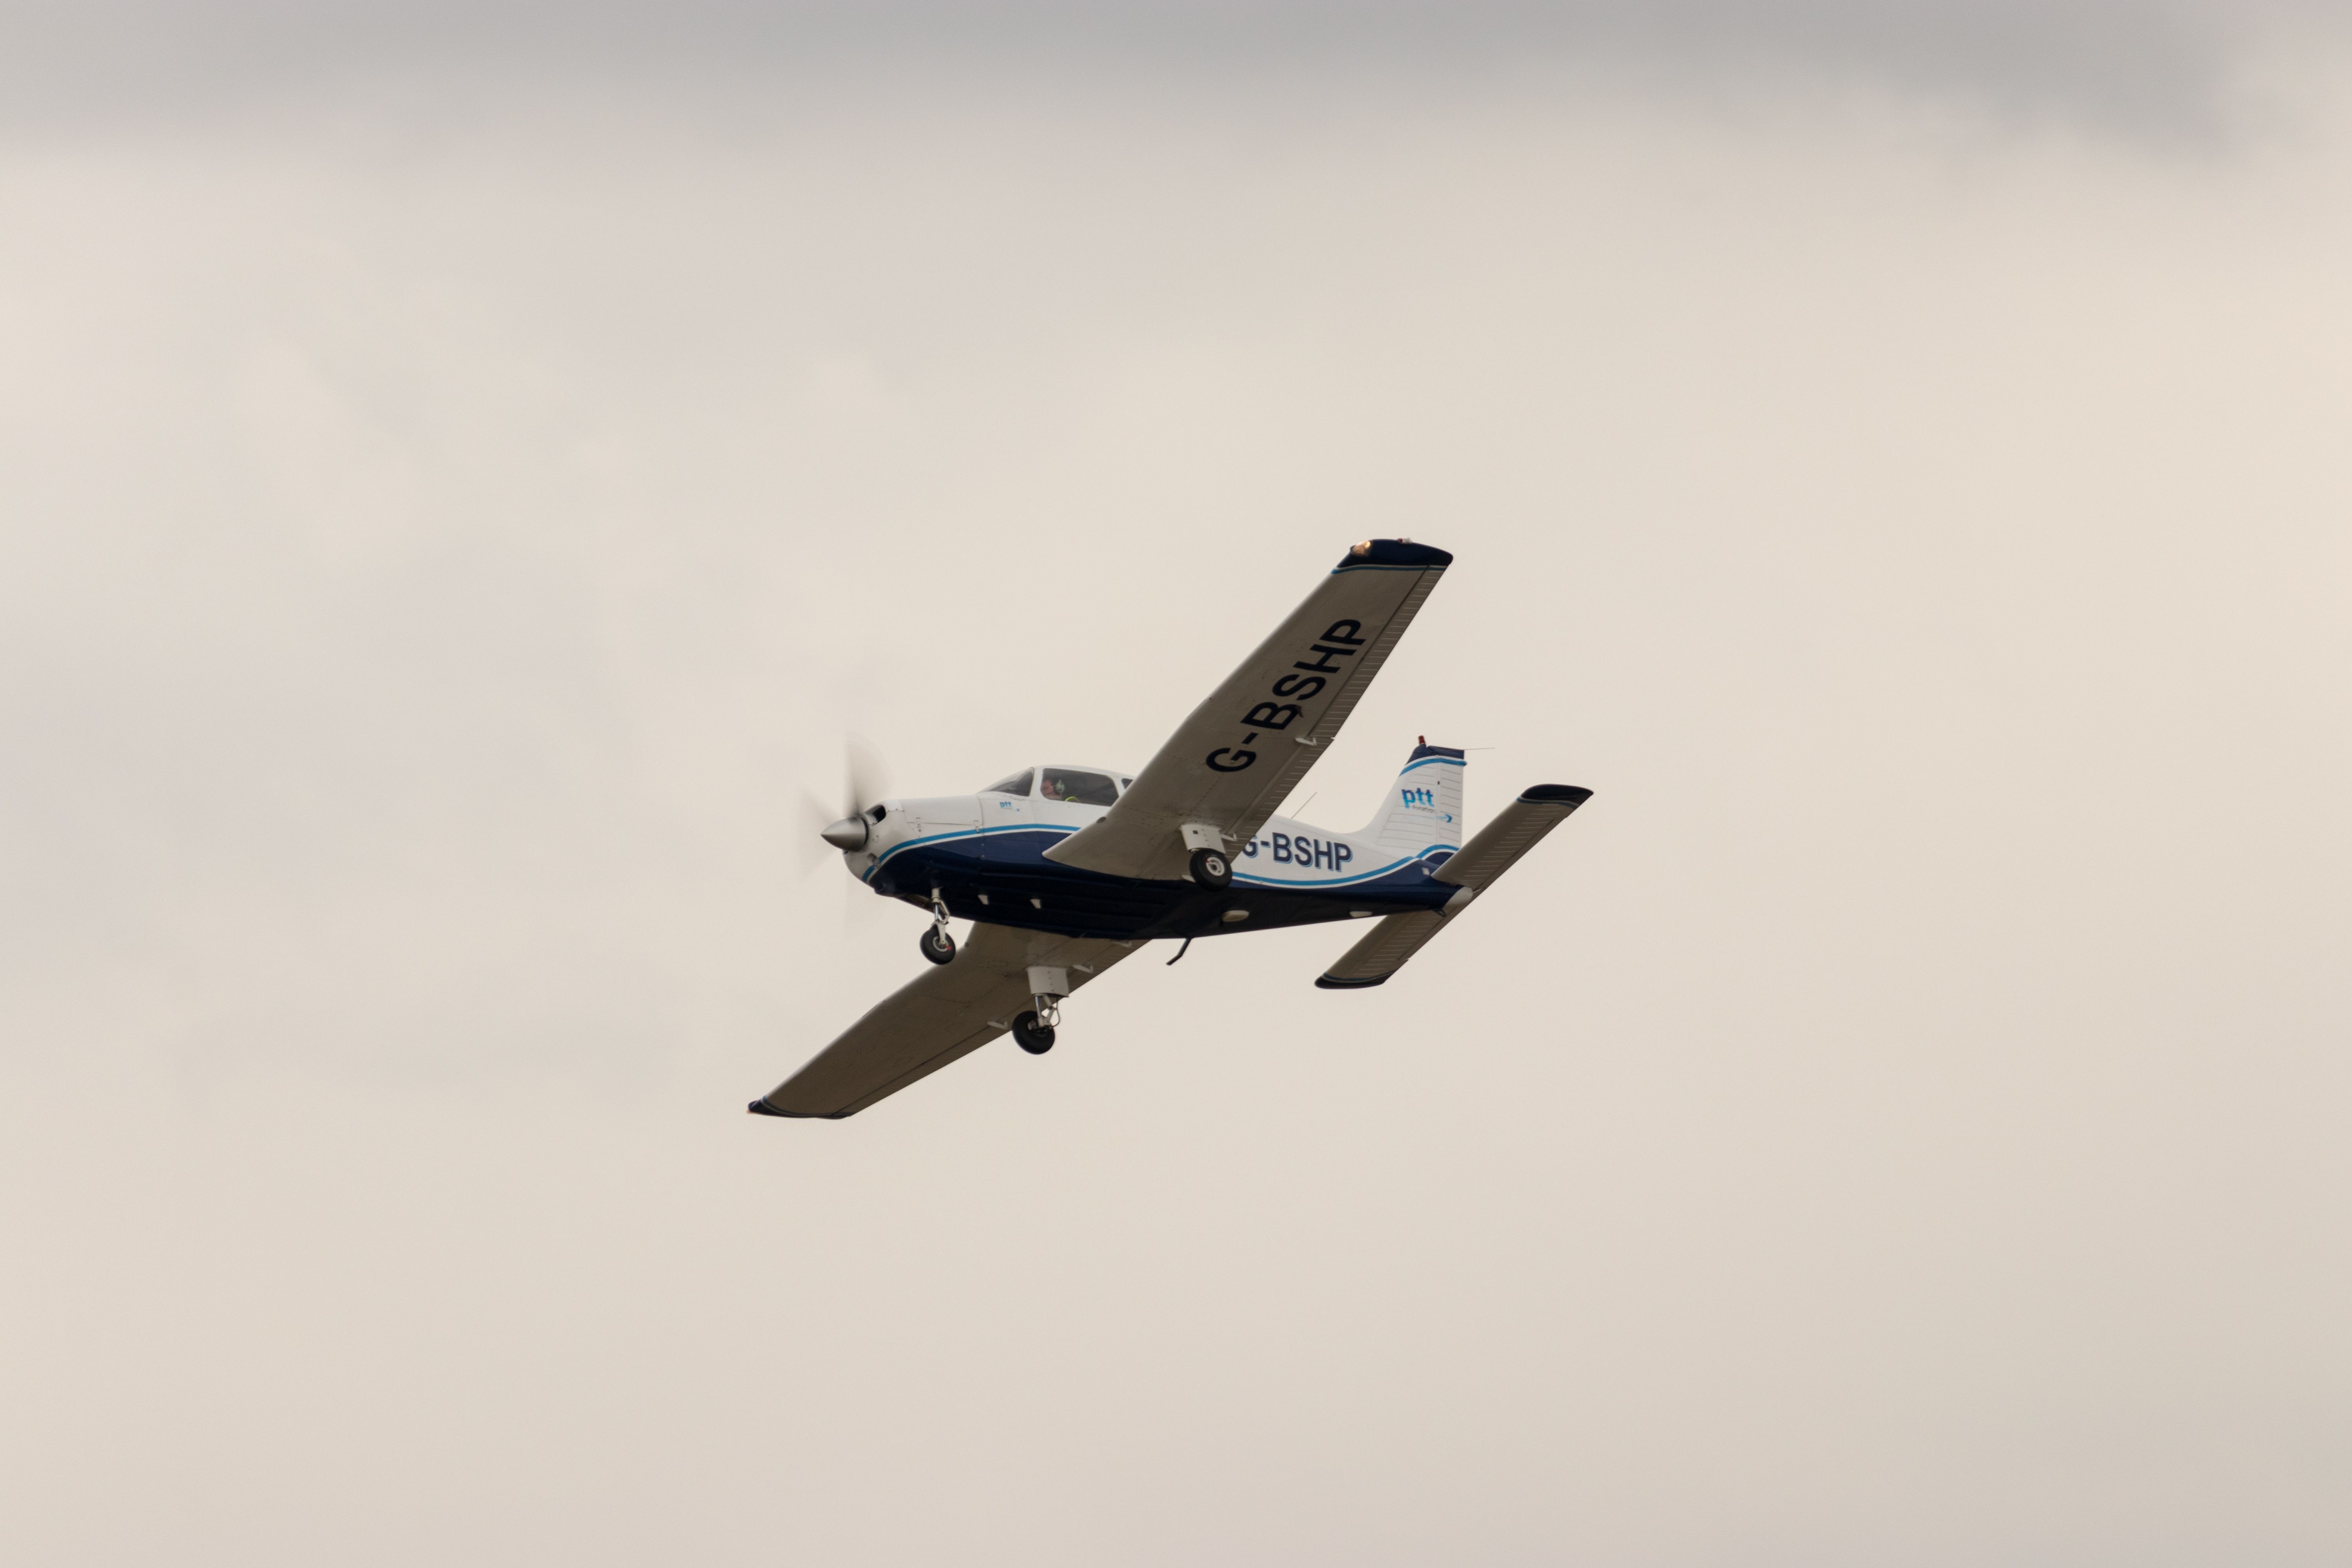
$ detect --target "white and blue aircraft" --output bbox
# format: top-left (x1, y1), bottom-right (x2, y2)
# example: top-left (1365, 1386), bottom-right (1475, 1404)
top-left (753, 538), bottom-right (1592, 1119)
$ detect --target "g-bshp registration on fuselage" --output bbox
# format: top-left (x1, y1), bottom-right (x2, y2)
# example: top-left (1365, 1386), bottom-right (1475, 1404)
top-left (754, 538), bottom-right (1593, 1120)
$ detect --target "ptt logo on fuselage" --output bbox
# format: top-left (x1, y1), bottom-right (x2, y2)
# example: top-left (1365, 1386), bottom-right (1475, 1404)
top-left (1205, 618), bottom-right (1367, 774)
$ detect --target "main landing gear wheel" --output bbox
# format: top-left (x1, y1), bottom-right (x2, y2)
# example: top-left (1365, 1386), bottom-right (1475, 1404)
top-left (918, 926), bottom-right (956, 965)
top-left (1012, 1011), bottom-right (1056, 1054)
top-left (1189, 847), bottom-right (1232, 889)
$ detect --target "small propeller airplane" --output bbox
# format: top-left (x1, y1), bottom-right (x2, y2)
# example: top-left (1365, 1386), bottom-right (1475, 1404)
top-left (752, 537), bottom-right (1593, 1119)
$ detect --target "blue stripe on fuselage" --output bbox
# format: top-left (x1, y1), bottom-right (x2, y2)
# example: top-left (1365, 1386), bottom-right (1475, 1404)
top-left (865, 822), bottom-right (1449, 896)
top-left (860, 822), bottom-right (1025, 881)
top-left (1230, 844), bottom-right (1453, 891)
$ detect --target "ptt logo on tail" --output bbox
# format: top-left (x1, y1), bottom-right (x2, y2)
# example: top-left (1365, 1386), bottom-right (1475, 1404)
top-left (1402, 786), bottom-right (1436, 808)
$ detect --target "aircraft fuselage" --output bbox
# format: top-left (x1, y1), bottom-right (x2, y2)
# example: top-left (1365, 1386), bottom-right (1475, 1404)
top-left (846, 777), bottom-right (1459, 944)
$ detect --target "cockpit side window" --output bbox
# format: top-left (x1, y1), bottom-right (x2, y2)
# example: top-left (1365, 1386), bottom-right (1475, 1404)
top-left (1039, 768), bottom-right (1119, 807)
top-left (983, 769), bottom-right (1034, 797)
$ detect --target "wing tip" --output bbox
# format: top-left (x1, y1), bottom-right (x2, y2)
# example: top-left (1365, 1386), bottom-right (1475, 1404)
top-left (1517, 784), bottom-right (1593, 808)
top-left (1314, 971), bottom-right (1391, 990)
top-left (747, 1098), bottom-right (851, 1120)
top-left (1338, 538), bottom-right (1453, 570)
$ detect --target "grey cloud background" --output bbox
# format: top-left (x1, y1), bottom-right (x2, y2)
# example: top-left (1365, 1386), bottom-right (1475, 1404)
top-left (6, 0), bottom-right (2351, 133)
top-left (3, 8), bottom-right (2351, 1566)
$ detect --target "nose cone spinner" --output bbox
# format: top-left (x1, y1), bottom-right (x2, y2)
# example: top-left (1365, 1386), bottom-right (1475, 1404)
top-left (821, 815), bottom-right (869, 852)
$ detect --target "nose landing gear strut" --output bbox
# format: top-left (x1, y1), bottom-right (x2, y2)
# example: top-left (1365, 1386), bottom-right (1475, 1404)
top-left (918, 888), bottom-right (957, 965)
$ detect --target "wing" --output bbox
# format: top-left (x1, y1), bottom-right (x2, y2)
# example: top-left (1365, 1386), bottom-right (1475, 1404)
top-left (1316, 785), bottom-right (1592, 989)
top-left (751, 925), bottom-right (1142, 1119)
top-left (1045, 538), bottom-right (1454, 883)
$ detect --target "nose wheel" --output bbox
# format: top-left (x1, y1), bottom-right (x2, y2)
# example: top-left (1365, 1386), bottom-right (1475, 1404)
top-left (918, 890), bottom-right (957, 965)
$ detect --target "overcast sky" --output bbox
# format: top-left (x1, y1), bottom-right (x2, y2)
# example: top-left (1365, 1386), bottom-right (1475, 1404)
top-left (3, 5), bottom-right (2349, 1564)
top-left (9, 0), bottom-right (2352, 130)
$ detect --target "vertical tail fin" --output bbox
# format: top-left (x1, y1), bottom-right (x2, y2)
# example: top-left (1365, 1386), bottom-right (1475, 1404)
top-left (1359, 741), bottom-right (1466, 859)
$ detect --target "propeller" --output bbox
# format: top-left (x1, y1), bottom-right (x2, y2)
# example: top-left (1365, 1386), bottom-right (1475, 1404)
top-left (798, 736), bottom-right (892, 869)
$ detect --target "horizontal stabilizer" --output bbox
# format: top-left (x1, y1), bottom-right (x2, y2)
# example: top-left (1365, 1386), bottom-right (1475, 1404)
top-left (1314, 785), bottom-right (1591, 990)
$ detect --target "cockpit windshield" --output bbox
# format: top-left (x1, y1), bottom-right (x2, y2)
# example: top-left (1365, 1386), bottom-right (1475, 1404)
top-left (982, 768), bottom-right (1033, 797)
top-left (1039, 768), bottom-right (1119, 807)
